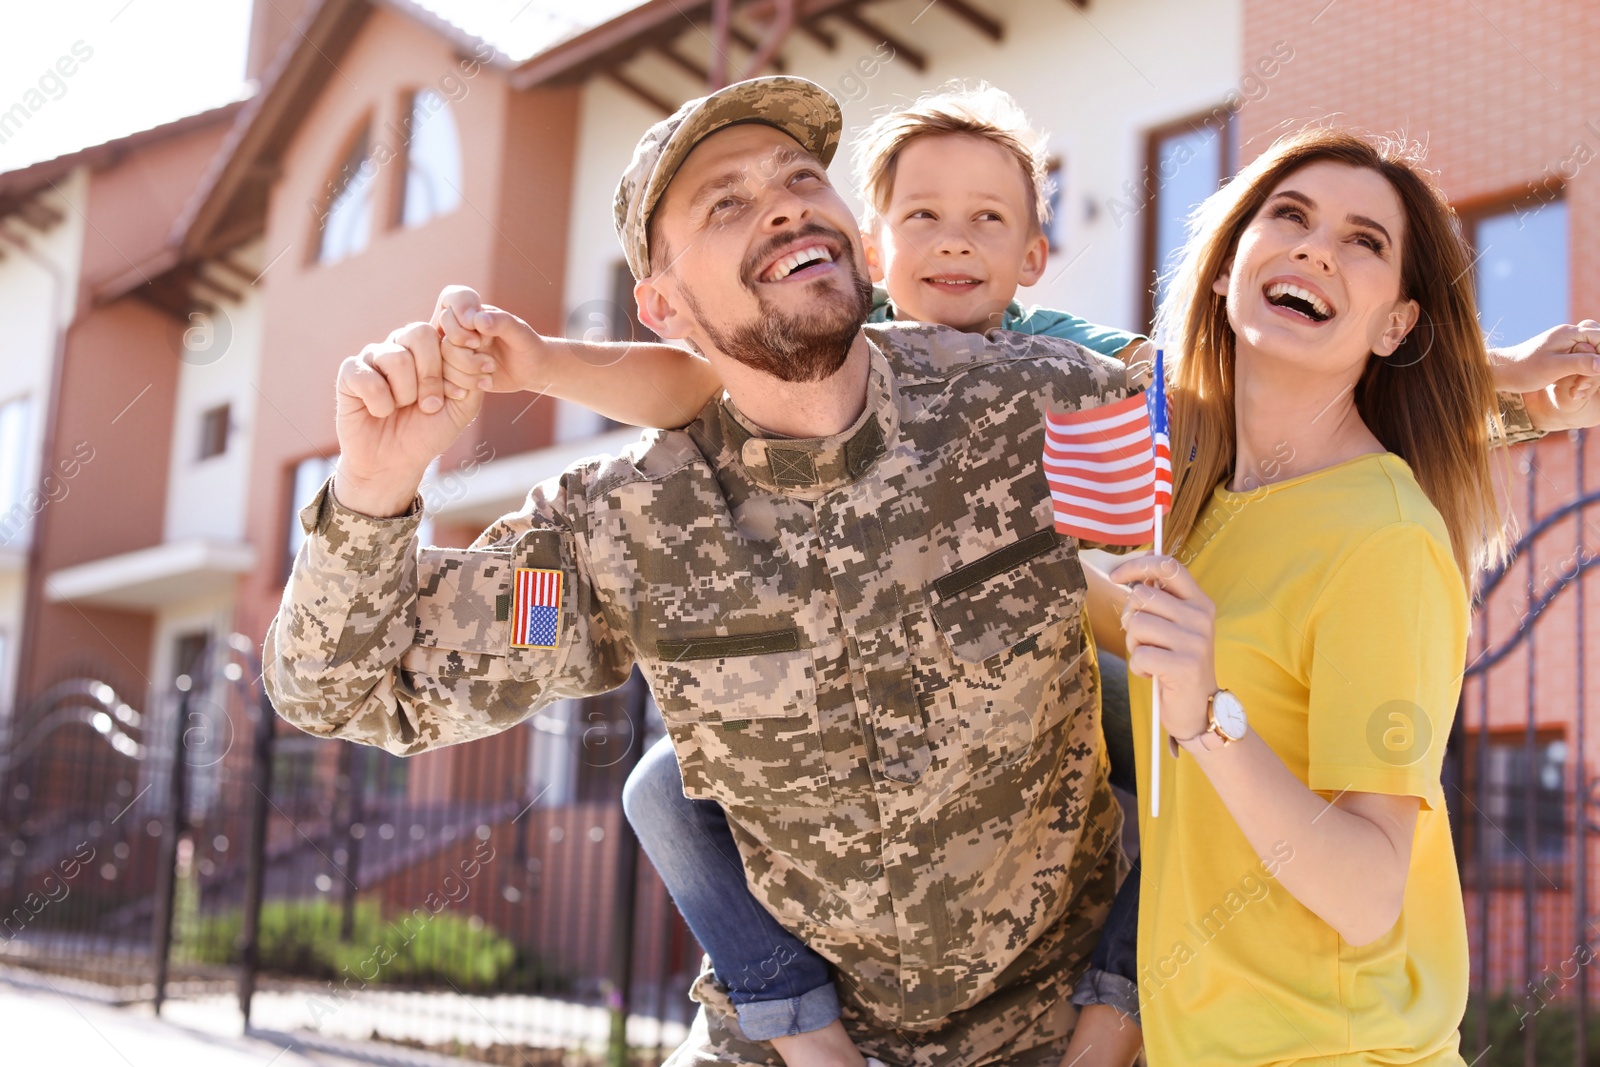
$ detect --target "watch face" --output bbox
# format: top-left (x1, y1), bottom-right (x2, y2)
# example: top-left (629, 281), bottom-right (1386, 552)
top-left (1213, 690), bottom-right (1247, 739)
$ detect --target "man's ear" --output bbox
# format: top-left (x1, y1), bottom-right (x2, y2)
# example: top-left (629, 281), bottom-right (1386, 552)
top-left (635, 276), bottom-right (691, 340)
top-left (1372, 298), bottom-right (1422, 358)
top-left (1211, 256), bottom-right (1235, 297)
top-left (1018, 231), bottom-right (1049, 287)
top-left (861, 227), bottom-right (886, 284)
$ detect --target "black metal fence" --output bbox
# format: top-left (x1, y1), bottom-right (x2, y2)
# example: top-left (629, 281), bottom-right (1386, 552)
top-left (1454, 428), bottom-right (1600, 1067)
top-left (1, 429), bottom-right (1596, 1066)
top-left (0, 635), bottom-right (701, 1066)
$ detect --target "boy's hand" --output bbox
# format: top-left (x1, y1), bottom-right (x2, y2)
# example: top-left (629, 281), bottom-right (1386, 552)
top-left (431, 285), bottom-right (546, 395)
top-left (1489, 321), bottom-right (1600, 430)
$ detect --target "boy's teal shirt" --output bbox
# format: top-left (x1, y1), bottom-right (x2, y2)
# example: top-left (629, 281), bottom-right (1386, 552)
top-left (867, 285), bottom-right (1142, 358)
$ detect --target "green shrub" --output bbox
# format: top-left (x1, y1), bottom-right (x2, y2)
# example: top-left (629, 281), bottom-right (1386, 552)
top-left (1461, 993), bottom-right (1600, 1067)
top-left (184, 898), bottom-right (529, 991)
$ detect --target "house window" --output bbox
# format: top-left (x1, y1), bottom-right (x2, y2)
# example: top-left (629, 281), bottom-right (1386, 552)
top-left (285, 454), bottom-right (336, 575)
top-left (1142, 110), bottom-right (1235, 331)
top-left (1463, 730), bottom-right (1568, 875)
top-left (198, 403), bottom-right (230, 460)
top-left (0, 395), bottom-right (32, 526)
top-left (400, 89), bottom-right (463, 228)
top-left (1468, 197), bottom-right (1569, 348)
top-left (318, 125), bottom-right (377, 264)
top-left (1045, 156), bottom-right (1065, 252)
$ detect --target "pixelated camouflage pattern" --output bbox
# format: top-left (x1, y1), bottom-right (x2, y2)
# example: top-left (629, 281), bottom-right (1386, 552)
top-left (1496, 390), bottom-right (1546, 445)
top-left (263, 322), bottom-right (1132, 1066)
top-left (614, 75), bottom-right (842, 280)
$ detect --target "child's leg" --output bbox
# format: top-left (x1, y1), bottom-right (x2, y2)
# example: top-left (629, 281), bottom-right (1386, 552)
top-left (622, 736), bottom-right (846, 1046)
top-left (1065, 866), bottom-right (1141, 1066)
top-left (1060, 652), bottom-right (1142, 1065)
top-left (1099, 651), bottom-right (1137, 797)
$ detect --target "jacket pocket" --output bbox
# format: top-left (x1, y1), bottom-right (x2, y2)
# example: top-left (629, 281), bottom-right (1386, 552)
top-left (402, 546), bottom-right (518, 681)
top-left (653, 638), bottom-right (831, 807)
top-left (923, 529), bottom-right (1088, 767)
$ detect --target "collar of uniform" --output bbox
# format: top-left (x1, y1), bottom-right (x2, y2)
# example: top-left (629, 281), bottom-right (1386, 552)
top-left (873, 289), bottom-right (1026, 330)
top-left (720, 343), bottom-right (899, 499)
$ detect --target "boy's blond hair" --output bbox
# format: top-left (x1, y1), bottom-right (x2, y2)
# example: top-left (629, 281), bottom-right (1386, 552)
top-left (852, 82), bottom-right (1052, 232)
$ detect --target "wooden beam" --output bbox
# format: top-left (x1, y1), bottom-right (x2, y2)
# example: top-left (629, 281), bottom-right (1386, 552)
top-left (709, 0), bottom-right (732, 88)
top-left (209, 254), bottom-right (259, 289)
top-left (937, 0), bottom-right (1003, 41)
top-left (192, 269), bottom-right (244, 306)
top-left (724, 22), bottom-right (762, 53)
top-left (655, 42), bottom-right (710, 84)
top-left (833, 8), bottom-right (927, 71)
top-left (799, 19), bottom-right (836, 49)
top-left (512, 0), bottom-right (714, 88)
top-left (607, 68), bottom-right (678, 116)
top-left (18, 195), bottom-right (65, 232)
top-left (740, 0), bottom-right (795, 79)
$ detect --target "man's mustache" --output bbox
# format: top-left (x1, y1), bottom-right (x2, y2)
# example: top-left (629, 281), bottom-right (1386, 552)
top-left (741, 224), bottom-right (856, 289)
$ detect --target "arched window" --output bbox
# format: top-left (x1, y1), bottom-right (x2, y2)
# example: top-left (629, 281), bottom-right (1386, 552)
top-left (318, 124), bottom-right (376, 264)
top-left (400, 89), bottom-right (463, 228)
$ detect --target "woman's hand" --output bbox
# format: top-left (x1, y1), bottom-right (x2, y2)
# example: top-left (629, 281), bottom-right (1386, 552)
top-left (1108, 554), bottom-right (1217, 742)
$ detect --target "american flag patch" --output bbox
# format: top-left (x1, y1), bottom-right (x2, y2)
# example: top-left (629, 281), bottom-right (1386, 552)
top-left (510, 568), bottom-right (563, 649)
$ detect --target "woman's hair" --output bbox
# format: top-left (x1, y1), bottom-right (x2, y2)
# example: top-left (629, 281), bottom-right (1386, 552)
top-left (851, 82), bottom-right (1051, 232)
top-left (1154, 126), bottom-right (1510, 585)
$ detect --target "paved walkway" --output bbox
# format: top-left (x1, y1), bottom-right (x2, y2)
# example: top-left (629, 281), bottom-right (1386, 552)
top-left (0, 967), bottom-right (478, 1067)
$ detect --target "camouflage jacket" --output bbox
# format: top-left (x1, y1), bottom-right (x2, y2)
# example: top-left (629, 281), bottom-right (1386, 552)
top-left (264, 322), bottom-right (1130, 1065)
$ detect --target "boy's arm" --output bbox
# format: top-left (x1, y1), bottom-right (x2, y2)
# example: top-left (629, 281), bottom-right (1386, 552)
top-left (433, 286), bottom-right (723, 430)
top-left (1488, 320), bottom-right (1600, 441)
top-left (1019, 306), bottom-right (1600, 436)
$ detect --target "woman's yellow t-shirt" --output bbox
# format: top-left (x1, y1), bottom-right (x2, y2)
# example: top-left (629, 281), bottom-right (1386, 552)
top-left (1131, 453), bottom-right (1471, 1066)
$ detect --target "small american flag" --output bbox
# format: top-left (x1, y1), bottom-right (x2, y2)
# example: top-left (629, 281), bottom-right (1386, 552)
top-left (1042, 351), bottom-right (1175, 818)
top-left (1043, 350), bottom-right (1171, 545)
top-left (511, 568), bottom-right (563, 649)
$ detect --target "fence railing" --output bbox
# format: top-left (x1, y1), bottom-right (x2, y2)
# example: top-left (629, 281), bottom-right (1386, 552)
top-left (0, 635), bottom-right (699, 1066)
top-left (1455, 428), bottom-right (1597, 1067)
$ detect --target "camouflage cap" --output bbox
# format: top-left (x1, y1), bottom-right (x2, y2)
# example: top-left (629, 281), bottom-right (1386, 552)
top-left (613, 76), bottom-right (843, 279)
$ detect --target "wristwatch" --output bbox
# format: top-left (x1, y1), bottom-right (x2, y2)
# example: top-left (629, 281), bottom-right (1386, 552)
top-left (1171, 689), bottom-right (1248, 756)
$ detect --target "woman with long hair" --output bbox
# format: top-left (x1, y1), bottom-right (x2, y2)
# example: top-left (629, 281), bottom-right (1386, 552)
top-left (1082, 127), bottom-right (1519, 1065)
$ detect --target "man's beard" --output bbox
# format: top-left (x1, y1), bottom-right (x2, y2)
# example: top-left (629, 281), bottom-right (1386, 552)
top-left (683, 225), bottom-right (874, 384)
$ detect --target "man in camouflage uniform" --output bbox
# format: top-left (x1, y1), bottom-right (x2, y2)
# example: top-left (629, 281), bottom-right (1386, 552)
top-left (265, 76), bottom-right (1130, 1067)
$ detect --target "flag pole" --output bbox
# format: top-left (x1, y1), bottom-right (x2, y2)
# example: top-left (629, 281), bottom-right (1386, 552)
top-left (1149, 345), bottom-right (1167, 821)
top-left (1150, 507), bottom-right (1163, 819)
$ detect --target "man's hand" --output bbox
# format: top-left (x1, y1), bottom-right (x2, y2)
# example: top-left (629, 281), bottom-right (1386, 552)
top-left (1490, 321), bottom-right (1600, 431)
top-left (334, 321), bottom-right (484, 517)
top-left (432, 285), bottom-right (546, 394)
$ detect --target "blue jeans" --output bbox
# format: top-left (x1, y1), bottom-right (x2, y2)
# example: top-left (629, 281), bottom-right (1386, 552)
top-left (623, 652), bottom-right (1143, 1039)
top-left (622, 735), bottom-right (840, 1039)
top-left (1072, 651), bottom-right (1142, 1022)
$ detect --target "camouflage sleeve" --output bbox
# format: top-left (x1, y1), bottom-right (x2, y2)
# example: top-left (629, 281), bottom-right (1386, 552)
top-left (1496, 390), bottom-right (1547, 446)
top-left (262, 474), bottom-right (635, 756)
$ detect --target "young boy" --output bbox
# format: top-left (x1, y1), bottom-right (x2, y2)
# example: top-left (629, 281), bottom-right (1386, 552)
top-left (432, 85), bottom-right (1146, 1067)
